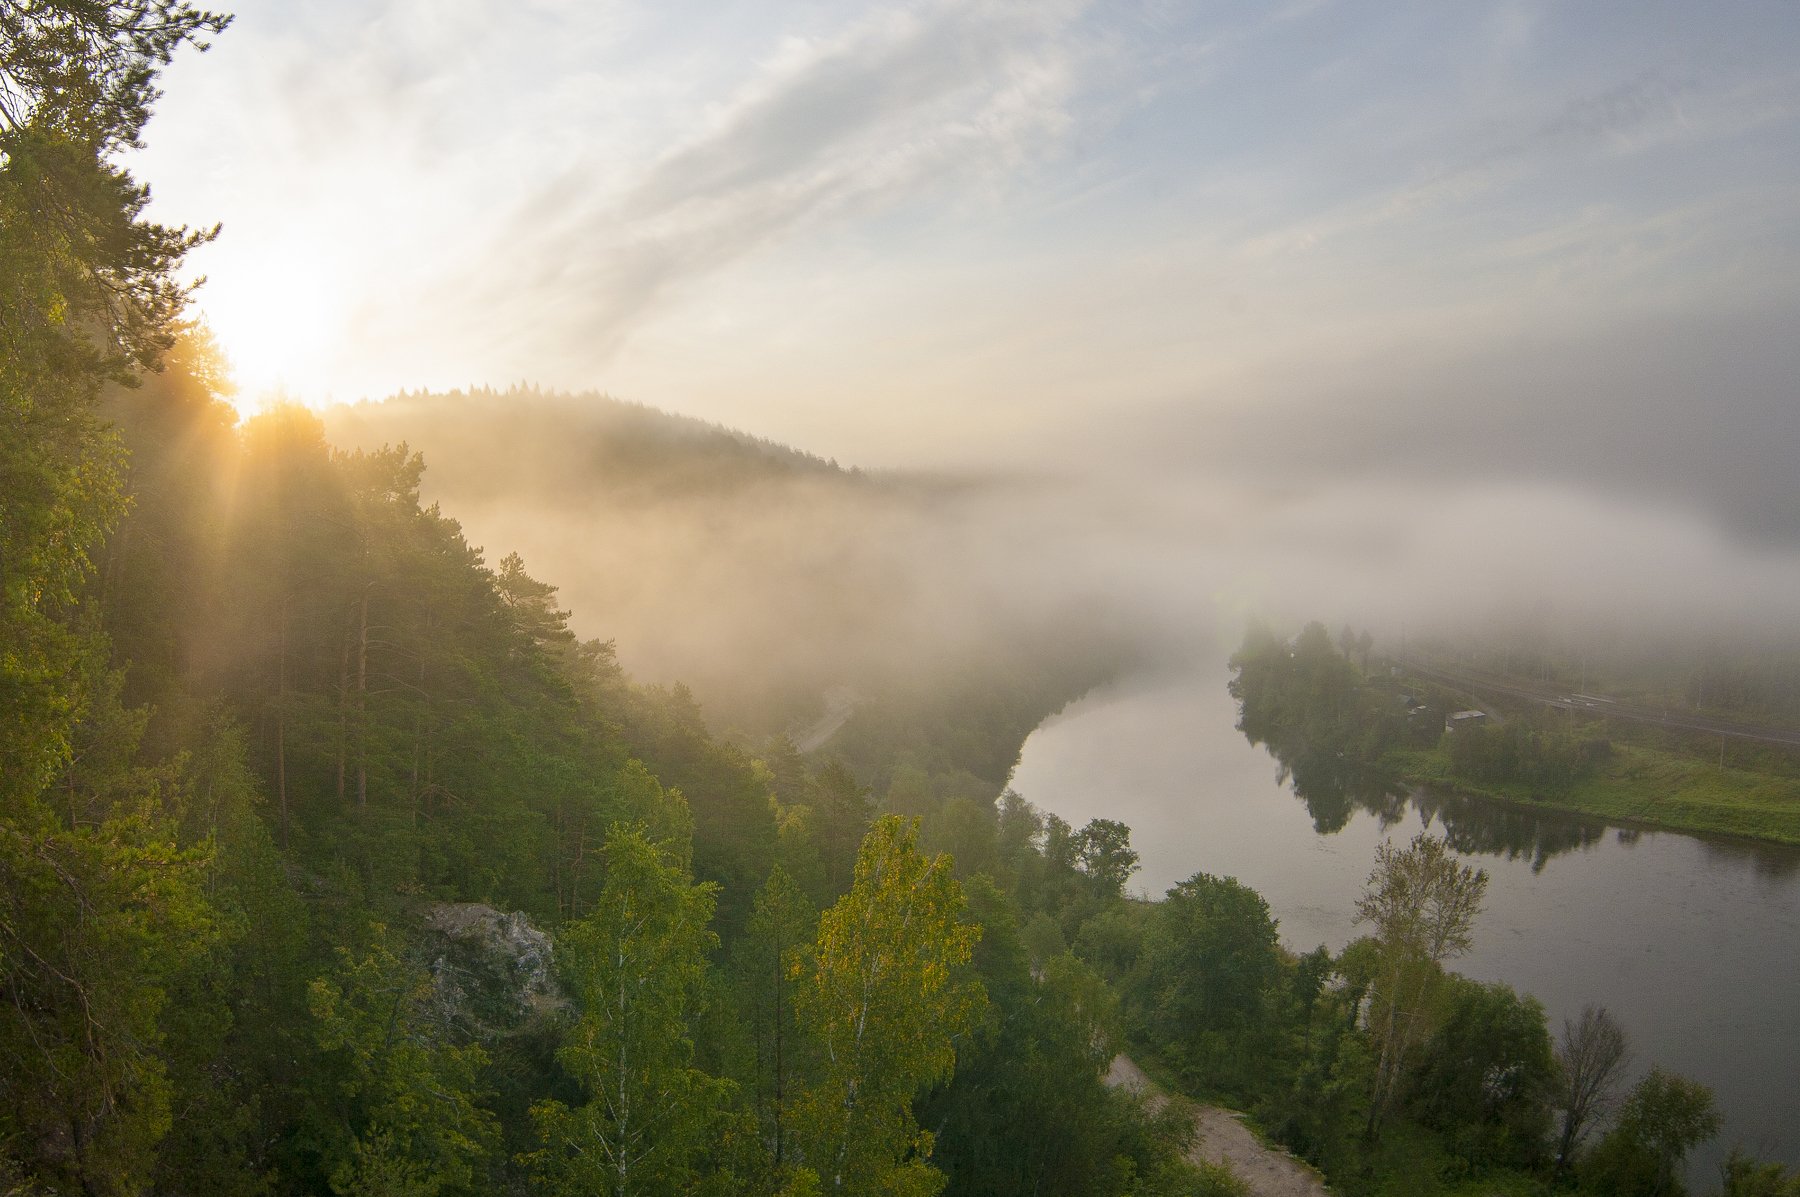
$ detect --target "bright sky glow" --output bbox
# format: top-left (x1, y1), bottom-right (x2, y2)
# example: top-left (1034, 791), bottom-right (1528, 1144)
top-left (133, 0), bottom-right (1800, 548)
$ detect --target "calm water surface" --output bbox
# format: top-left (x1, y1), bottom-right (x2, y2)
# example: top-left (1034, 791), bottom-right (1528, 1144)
top-left (1009, 665), bottom-right (1800, 1178)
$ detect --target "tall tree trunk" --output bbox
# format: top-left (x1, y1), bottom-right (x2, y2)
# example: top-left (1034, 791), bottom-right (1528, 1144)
top-left (554, 793), bottom-right (567, 918)
top-left (356, 587), bottom-right (369, 810)
top-left (570, 814), bottom-right (587, 919)
top-left (276, 595), bottom-right (290, 849)
top-left (411, 605), bottom-right (428, 817)
top-left (1365, 956), bottom-right (1410, 1140)
top-left (773, 945), bottom-right (786, 1167)
top-left (336, 611), bottom-right (349, 804)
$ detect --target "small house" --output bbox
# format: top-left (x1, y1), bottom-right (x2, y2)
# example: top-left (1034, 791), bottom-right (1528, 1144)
top-left (1445, 710), bottom-right (1488, 733)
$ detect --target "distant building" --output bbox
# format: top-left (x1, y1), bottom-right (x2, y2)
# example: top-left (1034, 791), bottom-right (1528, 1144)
top-left (1446, 710), bottom-right (1488, 733)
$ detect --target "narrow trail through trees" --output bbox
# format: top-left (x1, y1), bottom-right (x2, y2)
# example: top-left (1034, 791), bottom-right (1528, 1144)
top-left (1105, 1056), bottom-right (1334, 1197)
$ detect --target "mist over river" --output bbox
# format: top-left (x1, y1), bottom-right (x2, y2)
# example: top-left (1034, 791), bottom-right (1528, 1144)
top-left (1009, 664), bottom-right (1800, 1181)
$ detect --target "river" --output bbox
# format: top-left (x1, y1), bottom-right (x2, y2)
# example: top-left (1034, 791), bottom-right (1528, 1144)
top-left (1008, 664), bottom-right (1800, 1182)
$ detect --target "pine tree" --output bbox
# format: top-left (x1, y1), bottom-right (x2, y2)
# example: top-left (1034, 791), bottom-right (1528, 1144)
top-left (2, 17), bottom-right (232, 1183)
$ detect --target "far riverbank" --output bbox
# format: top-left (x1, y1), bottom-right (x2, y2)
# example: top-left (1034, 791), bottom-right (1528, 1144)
top-left (1008, 665), bottom-right (1800, 1182)
top-left (1390, 745), bottom-right (1800, 847)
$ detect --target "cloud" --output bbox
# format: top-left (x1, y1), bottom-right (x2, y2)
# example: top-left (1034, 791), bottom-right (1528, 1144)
top-left (438, 0), bottom-right (1091, 370)
top-left (1538, 69), bottom-right (1688, 146)
top-left (144, 0), bottom-right (1800, 597)
top-left (1232, 65), bottom-right (1715, 265)
top-left (1121, 295), bottom-right (1800, 552)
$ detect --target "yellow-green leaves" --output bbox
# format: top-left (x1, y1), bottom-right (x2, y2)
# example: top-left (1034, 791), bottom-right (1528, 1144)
top-left (792, 815), bottom-right (985, 1196)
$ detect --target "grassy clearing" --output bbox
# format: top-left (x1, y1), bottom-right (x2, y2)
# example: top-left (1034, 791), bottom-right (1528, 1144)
top-left (1388, 742), bottom-right (1800, 846)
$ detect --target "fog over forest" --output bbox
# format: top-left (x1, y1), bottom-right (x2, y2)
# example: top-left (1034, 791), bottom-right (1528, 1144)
top-left (12, 3), bottom-right (1800, 1196)
top-left (325, 382), bottom-right (1800, 729)
top-left (138, 0), bottom-right (1800, 687)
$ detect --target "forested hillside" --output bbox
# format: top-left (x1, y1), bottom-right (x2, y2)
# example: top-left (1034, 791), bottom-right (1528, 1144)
top-left (8, 338), bottom-right (1222, 1194)
top-left (0, 9), bottom-right (1193, 1194)
top-left (321, 389), bottom-right (1126, 738)
top-left (9, 7), bottom-right (1799, 1197)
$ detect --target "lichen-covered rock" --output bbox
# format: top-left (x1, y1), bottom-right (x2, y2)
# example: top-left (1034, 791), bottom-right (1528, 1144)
top-left (421, 902), bottom-right (564, 1036)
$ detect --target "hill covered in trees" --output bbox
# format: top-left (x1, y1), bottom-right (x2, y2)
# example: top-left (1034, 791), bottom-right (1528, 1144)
top-left (7, 7), bottom-right (1798, 1197)
top-left (322, 388), bottom-right (1128, 740)
top-left (0, 10), bottom-right (1177, 1193)
top-left (9, 251), bottom-right (1213, 1197)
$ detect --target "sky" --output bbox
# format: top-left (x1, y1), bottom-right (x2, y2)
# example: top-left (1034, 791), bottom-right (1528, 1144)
top-left (133, 0), bottom-right (1800, 632)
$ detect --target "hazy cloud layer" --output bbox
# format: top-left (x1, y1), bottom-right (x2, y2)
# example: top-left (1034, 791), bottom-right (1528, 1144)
top-left (450, 0), bottom-right (1090, 366)
top-left (138, 0), bottom-right (1800, 636)
top-left (1115, 297), bottom-right (1800, 550)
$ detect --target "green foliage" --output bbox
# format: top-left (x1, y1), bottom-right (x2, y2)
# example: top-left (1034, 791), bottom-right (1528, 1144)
top-left (1136, 873), bottom-right (1284, 1096)
top-left (1074, 818), bottom-right (1142, 897)
top-left (1228, 623), bottom-right (1407, 832)
top-left (993, 788), bottom-right (1045, 897)
top-left (1072, 899), bottom-right (1151, 982)
top-left (306, 928), bottom-right (498, 1196)
top-left (93, 333), bottom-right (241, 748)
top-left (792, 817), bottom-right (985, 1196)
top-left (0, 0), bottom-right (224, 821)
top-left (1020, 909), bottom-right (1069, 967)
top-left (1256, 969), bottom-right (1374, 1175)
top-left (153, 717), bottom-right (309, 1197)
top-left (618, 683), bottom-right (779, 937)
top-left (731, 866), bottom-right (819, 1171)
top-left (0, 0), bottom-right (222, 809)
top-left (807, 756), bottom-right (875, 899)
top-left (922, 878), bottom-right (1137, 1196)
top-left (1446, 718), bottom-right (1610, 797)
top-left (1720, 1151), bottom-right (1800, 1197)
top-left (0, 788), bottom-right (219, 1193)
top-left (921, 795), bottom-right (1001, 880)
top-left (1230, 623), bottom-right (1366, 744)
top-left (10, 12), bottom-right (1727, 1186)
top-left (526, 825), bottom-right (729, 1197)
top-left (0, 625), bottom-right (221, 1194)
top-left (1579, 1067), bottom-right (1720, 1197)
top-left (1400, 737), bottom-right (1800, 847)
top-left (1354, 833), bottom-right (1489, 1141)
top-left (0, 14), bottom-right (1119, 1192)
top-left (1405, 977), bottom-right (1555, 1170)
top-left (826, 646), bottom-right (1114, 797)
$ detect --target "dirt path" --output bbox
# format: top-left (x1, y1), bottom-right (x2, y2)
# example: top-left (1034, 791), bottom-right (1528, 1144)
top-left (793, 685), bottom-right (861, 752)
top-left (1106, 1056), bottom-right (1333, 1197)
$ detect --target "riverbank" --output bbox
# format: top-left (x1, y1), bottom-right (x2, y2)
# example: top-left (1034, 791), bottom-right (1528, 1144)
top-left (1388, 742), bottom-right (1800, 847)
top-left (1012, 661), bottom-right (1800, 1181)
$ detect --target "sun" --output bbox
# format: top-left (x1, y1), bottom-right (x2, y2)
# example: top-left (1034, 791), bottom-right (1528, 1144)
top-left (197, 245), bottom-right (343, 413)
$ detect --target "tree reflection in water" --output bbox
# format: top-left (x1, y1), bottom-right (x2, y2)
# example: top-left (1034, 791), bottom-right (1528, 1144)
top-left (1245, 727), bottom-right (1609, 872)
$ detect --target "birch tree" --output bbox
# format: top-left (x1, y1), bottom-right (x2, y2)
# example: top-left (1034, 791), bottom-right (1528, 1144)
top-left (791, 816), bottom-right (985, 1197)
top-left (527, 824), bottom-right (727, 1197)
top-left (1554, 1003), bottom-right (1631, 1174)
top-left (1353, 831), bottom-right (1487, 1139)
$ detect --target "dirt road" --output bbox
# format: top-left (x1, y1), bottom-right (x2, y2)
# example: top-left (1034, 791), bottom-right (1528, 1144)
top-left (793, 685), bottom-right (861, 752)
top-left (1105, 1056), bottom-right (1332, 1197)
top-left (1397, 657), bottom-right (1800, 749)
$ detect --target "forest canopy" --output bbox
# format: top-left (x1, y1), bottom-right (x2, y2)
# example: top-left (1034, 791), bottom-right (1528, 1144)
top-left (3, 7), bottom-right (1791, 1197)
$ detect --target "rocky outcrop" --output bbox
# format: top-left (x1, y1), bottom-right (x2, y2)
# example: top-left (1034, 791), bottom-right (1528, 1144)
top-left (421, 903), bottom-right (564, 1036)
